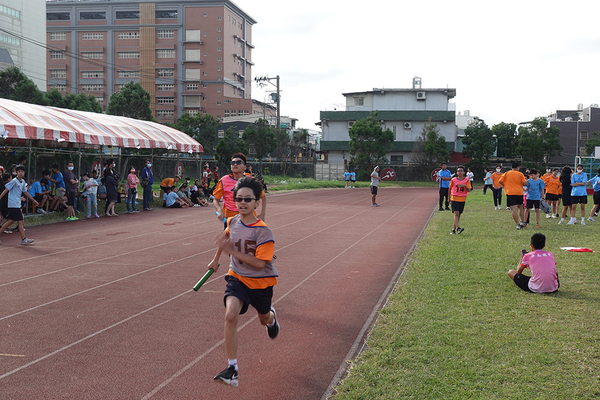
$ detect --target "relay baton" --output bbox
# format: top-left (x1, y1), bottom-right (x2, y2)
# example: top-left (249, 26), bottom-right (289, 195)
top-left (193, 266), bottom-right (217, 291)
top-left (216, 211), bottom-right (227, 224)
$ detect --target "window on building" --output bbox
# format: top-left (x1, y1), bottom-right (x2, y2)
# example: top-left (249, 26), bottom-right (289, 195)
top-left (95, 97), bottom-right (104, 104)
top-left (81, 52), bottom-right (104, 59)
top-left (580, 130), bottom-right (589, 140)
top-left (185, 30), bottom-right (201, 42)
top-left (218, 130), bottom-right (224, 138)
top-left (82, 71), bottom-right (104, 78)
top-left (217, 37), bottom-right (222, 42)
top-left (248, 144), bottom-right (255, 154)
top-left (118, 70), bottom-right (140, 78)
top-left (185, 68), bottom-right (200, 80)
top-left (157, 110), bottom-right (175, 117)
top-left (155, 10), bottom-right (177, 19)
top-left (118, 52), bottom-right (140, 59)
top-left (224, 110), bottom-right (230, 117)
top-left (50, 85), bottom-right (66, 91)
top-left (0, 34), bottom-right (20, 46)
top-left (187, 110), bottom-right (199, 116)
top-left (238, 130), bottom-right (244, 138)
top-left (156, 49), bottom-right (175, 58)
top-left (354, 97), bottom-right (364, 106)
top-left (82, 33), bottom-right (104, 40)
top-left (390, 155), bottom-right (403, 164)
top-left (217, 67), bottom-right (222, 71)
top-left (50, 32), bottom-right (66, 41)
top-left (47, 12), bottom-right (70, 21)
top-left (184, 96), bottom-right (200, 108)
top-left (116, 11), bottom-right (139, 19)
top-left (50, 50), bottom-right (66, 59)
top-left (187, 83), bottom-right (198, 91)
top-left (157, 97), bottom-right (174, 104)
top-left (217, 47), bottom-right (222, 52)
top-left (217, 101), bottom-right (222, 106)
top-left (1, 5), bottom-right (20, 19)
top-left (80, 12), bottom-right (106, 20)
top-left (81, 84), bottom-right (104, 92)
top-left (157, 84), bottom-right (175, 91)
top-left (580, 147), bottom-right (587, 156)
top-left (118, 32), bottom-right (140, 40)
top-left (203, 12), bottom-right (208, 17)
top-left (50, 69), bottom-right (67, 79)
top-left (185, 49), bottom-right (200, 61)
top-left (157, 69), bottom-right (174, 78)
top-left (157, 30), bottom-right (175, 39)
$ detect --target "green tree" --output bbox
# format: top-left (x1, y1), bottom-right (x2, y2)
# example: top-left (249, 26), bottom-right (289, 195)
top-left (491, 122), bottom-right (518, 158)
top-left (242, 118), bottom-right (277, 165)
top-left (515, 117), bottom-right (563, 166)
top-left (214, 126), bottom-right (248, 167)
top-left (584, 131), bottom-right (600, 157)
top-left (107, 81), bottom-right (153, 121)
top-left (291, 128), bottom-right (309, 158)
top-left (46, 89), bottom-right (103, 113)
top-left (169, 112), bottom-right (220, 155)
top-left (412, 119), bottom-right (449, 168)
top-left (462, 118), bottom-right (495, 170)
top-left (349, 111), bottom-right (394, 174)
top-left (0, 66), bottom-right (46, 105)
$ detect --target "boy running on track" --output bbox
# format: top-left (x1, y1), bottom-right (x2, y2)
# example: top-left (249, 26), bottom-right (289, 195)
top-left (543, 168), bottom-right (561, 218)
top-left (209, 176), bottom-right (279, 387)
top-left (213, 153), bottom-right (266, 227)
top-left (499, 162), bottom-right (527, 229)
top-left (449, 165), bottom-right (472, 235)
top-left (0, 166), bottom-right (38, 245)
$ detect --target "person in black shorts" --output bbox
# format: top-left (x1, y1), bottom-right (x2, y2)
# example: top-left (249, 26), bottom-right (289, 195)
top-left (558, 166), bottom-right (573, 224)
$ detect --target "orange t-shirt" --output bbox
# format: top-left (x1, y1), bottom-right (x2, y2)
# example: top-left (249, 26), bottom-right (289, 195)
top-left (491, 172), bottom-right (503, 189)
top-left (543, 175), bottom-right (562, 195)
top-left (499, 170), bottom-right (527, 195)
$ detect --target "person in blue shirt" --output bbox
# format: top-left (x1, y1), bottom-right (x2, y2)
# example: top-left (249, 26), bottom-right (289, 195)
top-left (569, 164), bottom-right (588, 225)
top-left (164, 186), bottom-right (187, 208)
top-left (28, 177), bottom-right (50, 213)
top-left (483, 168), bottom-right (493, 195)
top-left (438, 162), bottom-right (452, 211)
top-left (141, 159), bottom-right (154, 211)
top-left (524, 169), bottom-right (545, 228)
top-left (50, 164), bottom-right (66, 200)
top-left (0, 166), bottom-right (37, 245)
top-left (587, 167), bottom-right (600, 222)
top-left (344, 169), bottom-right (350, 188)
top-left (350, 170), bottom-right (356, 188)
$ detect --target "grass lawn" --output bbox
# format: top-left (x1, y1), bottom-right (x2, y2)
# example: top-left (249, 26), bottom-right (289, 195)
top-left (333, 189), bottom-right (600, 399)
top-left (262, 176), bottom-right (438, 191)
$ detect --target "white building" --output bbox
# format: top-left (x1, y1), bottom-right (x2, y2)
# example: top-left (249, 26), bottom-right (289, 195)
top-left (319, 83), bottom-right (456, 165)
top-left (0, 0), bottom-right (46, 90)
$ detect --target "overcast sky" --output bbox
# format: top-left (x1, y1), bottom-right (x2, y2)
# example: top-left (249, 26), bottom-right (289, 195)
top-left (233, 0), bottom-right (600, 131)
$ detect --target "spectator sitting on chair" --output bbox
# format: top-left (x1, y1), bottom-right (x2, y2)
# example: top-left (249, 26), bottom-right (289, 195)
top-left (27, 177), bottom-right (50, 214)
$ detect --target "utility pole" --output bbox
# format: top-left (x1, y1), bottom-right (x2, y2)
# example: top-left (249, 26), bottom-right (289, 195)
top-left (255, 75), bottom-right (280, 130)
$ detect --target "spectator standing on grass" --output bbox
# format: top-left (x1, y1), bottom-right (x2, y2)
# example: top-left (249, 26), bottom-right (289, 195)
top-left (558, 166), bottom-right (573, 224)
top-left (499, 162), bottom-right (527, 230)
top-left (81, 172), bottom-right (99, 219)
top-left (127, 167), bottom-right (140, 213)
top-left (213, 153), bottom-right (267, 226)
top-left (0, 166), bottom-right (37, 245)
top-left (524, 169), bottom-right (545, 229)
top-left (508, 233), bottom-right (559, 293)
top-left (491, 165), bottom-right (504, 210)
top-left (141, 160), bottom-right (154, 211)
top-left (438, 162), bottom-right (452, 211)
top-left (466, 167), bottom-right (474, 188)
top-left (449, 165), bottom-right (472, 235)
top-left (569, 164), bottom-right (588, 225)
top-left (370, 166), bottom-right (381, 207)
top-left (64, 161), bottom-right (79, 221)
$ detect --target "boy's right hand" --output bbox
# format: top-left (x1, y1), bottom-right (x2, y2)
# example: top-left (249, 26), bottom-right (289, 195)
top-left (208, 259), bottom-right (219, 272)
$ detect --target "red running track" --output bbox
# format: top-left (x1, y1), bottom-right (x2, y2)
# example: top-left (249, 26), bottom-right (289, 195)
top-left (0, 187), bottom-right (437, 399)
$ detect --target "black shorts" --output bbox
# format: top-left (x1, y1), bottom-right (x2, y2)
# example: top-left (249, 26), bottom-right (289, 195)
top-left (66, 192), bottom-right (76, 206)
top-left (571, 195), bottom-right (587, 204)
top-left (546, 193), bottom-right (560, 201)
top-left (370, 186), bottom-right (378, 195)
top-left (513, 273), bottom-right (532, 292)
top-left (34, 194), bottom-right (45, 202)
top-left (168, 202), bottom-right (182, 208)
top-left (526, 200), bottom-right (540, 209)
top-left (6, 207), bottom-right (23, 222)
top-left (562, 194), bottom-right (572, 206)
top-left (451, 201), bottom-right (466, 214)
top-left (593, 191), bottom-right (600, 205)
top-left (224, 275), bottom-right (273, 315)
top-left (506, 195), bottom-right (524, 207)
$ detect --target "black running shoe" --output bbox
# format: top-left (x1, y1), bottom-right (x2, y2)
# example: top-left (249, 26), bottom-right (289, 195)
top-left (267, 306), bottom-right (279, 339)
top-left (214, 366), bottom-right (238, 387)
top-left (456, 227), bottom-right (464, 234)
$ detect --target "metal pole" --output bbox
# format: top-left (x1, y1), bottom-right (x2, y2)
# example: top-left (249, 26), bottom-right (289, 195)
top-left (276, 75), bottom-right (280, 131)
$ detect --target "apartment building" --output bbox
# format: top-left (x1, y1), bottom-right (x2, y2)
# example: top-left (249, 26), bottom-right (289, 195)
top-left (46, 0), bottom-right (255, 123)
top-left (0, 0), bottom-right (46, 90)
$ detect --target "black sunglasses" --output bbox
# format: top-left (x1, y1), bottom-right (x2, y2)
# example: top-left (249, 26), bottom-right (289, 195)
top-left (234, 197), bottom-right (257, 203)
top-left (230, 160), bottom-right (244, 165)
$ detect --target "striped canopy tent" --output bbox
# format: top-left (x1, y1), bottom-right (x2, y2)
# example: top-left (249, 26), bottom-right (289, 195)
top-left (0, 98), bottom-right (203, 153)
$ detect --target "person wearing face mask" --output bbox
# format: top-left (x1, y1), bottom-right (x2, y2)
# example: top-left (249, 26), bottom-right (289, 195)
top-left (491, 165), bottom-right (504, 210)
top-left (568, 164), bottom-right (588, 225)
top-left (127, 167), bottom-right (140, 213)
top-left (141, 160), bottom-right (154, 211)
top-left (63, 161), bottom-right (79, 221)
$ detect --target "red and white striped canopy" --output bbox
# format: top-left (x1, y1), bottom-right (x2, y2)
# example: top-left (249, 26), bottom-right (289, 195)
top-left (0, 98), bottom-right (203, 153)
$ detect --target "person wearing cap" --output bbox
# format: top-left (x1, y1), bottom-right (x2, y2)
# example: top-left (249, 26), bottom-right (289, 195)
top-left (370, 166), bottom-right (381, 207)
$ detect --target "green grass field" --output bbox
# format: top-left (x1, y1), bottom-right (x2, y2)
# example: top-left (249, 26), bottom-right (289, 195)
top-left (332, 189), bottom-right (600, 399)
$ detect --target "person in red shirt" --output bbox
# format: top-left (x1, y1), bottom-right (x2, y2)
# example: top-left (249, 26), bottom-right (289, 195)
top-left (448, 165), bottom-right (472, 235)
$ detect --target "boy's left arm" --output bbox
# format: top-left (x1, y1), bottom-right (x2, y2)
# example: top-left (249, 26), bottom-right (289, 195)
top-left (259, 194), bottom-right (267, 221)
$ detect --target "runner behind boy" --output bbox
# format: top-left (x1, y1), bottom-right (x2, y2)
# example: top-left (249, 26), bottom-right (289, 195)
top-left (208, 176), bottom-right (279, 387)
top-left (448, 165), bottom-right (472, 235)
top-left (0, 166), bottom-right (38, 245)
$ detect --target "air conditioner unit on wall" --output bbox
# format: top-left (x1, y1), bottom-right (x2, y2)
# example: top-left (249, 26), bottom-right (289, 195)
top-left (404, 122), bottom-right (412, 129)
top-left (348, 121), bottom-right (354, 128)
top-left (416, 91), bottom-right (426, 100)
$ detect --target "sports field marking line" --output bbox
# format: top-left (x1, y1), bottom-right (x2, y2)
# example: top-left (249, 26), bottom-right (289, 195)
top-left (142, 191), bottom-right (430, 398)
top-left (321, 201), bottom-right (437, 400)
top-left (0, 353), bottom-right (26, 357)
top-left (0, 188), bottom-right (419, 385)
